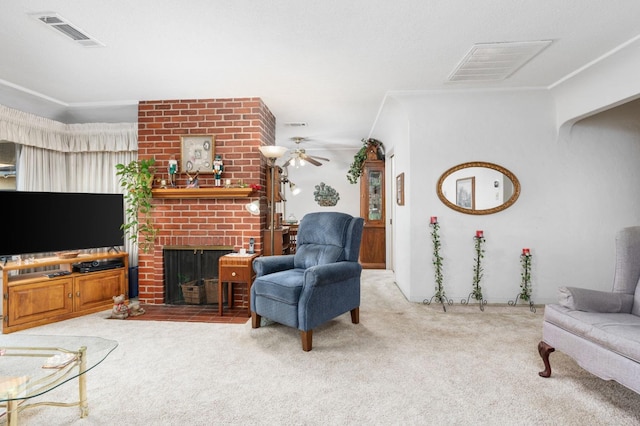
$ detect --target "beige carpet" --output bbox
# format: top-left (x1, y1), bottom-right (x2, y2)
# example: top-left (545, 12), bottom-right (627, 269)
top-left (7, 270), bottom-right (640, 425)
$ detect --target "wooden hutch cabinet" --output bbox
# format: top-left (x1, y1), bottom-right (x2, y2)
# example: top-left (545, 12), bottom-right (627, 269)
top-left (359, 153), bottom-right (386, 269)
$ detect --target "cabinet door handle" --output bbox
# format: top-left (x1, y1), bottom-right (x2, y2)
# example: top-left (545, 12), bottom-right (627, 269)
top-left (76, 291), bottom-right (81, 297)
top-left (68, 293), bottom-right (73, 298)
top-left (231, 272), bottom-right (237, 277)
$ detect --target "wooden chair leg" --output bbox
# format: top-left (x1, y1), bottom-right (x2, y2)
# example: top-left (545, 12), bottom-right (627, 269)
top-left (538, 341), bottom-right (555, 377)
top-left (301, 330), bottom-right (313, 351)
top-left (350, 307), bottom-right (359, 324)
top-left (251, 312), bottom-right (261, 329)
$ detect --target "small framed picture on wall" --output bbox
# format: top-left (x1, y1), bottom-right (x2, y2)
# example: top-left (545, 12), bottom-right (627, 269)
top-left (180, 135), bottom-right (215, 173)
top-left (456, 176), bottom-right (475, 209)
top-left (396, 172), bottom-right (405, 206)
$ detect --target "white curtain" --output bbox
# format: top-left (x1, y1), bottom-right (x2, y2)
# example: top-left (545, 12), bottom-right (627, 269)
top-left (1, 104), bottom-right (139, 264)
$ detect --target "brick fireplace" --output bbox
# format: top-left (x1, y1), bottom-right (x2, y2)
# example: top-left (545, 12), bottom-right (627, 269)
top-left (136, 98), bottom-right (275, 305)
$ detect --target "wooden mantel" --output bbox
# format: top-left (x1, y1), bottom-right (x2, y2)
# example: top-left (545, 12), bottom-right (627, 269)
top-left (152, 187), bottom-right (255, 199)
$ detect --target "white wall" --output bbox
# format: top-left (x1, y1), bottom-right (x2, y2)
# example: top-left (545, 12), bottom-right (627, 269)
top-left (279, 147), bottom-right (360, 222)
top-left (372, 88), bottom-right (640, 304)
top-left (367, 96), bottom-right (411, 294)
top-left (553, 35), bottom-right (640, 133)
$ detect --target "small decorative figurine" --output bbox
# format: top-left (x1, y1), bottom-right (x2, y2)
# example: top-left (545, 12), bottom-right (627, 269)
top-left (109, 294), bottom-right (145, 319)
top-left (186, 170), bottom-right (199, 188)
top-left (213, 154), bottom-right (224, 187)
top-left (168, 159), bottom-right (178, 187)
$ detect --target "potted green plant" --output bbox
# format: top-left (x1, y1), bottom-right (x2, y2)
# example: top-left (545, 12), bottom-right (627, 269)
top-left (347, 138), bottom-right (384, 184)
top-left (115, 158), bottom-right (158, 252)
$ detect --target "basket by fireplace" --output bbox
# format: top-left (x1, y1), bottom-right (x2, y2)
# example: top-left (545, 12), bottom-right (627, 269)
top-left (181, 281), bottom-right (205, 304)
top-left (204, 279), bottom-right (221, 304)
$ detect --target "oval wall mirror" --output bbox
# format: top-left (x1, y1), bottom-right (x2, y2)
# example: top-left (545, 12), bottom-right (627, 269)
top-left (437, 161), bottom-right (520, 215)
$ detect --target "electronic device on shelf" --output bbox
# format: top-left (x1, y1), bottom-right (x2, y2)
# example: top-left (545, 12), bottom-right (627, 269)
top-left (43, 271), bottom-right (72, 278)
top-left (72, 259), bottom-right (124, 273)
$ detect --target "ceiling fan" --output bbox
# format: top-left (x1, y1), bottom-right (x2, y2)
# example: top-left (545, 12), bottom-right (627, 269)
top-left (282, 137), bottom-right (330, 168)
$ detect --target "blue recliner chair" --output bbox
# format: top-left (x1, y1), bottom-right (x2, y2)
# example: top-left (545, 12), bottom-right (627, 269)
top-left (251, 212), bottom-right (365, 351)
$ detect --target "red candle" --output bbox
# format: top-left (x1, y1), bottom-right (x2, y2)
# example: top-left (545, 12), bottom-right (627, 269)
top-left (476, 230), bottom-right (483, 238)
top-left (522, 248), bottom-right (530, 255)
top-left (430, 216), bottom-right (437, 224)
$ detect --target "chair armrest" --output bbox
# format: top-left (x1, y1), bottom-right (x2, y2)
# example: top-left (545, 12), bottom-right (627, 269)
top-left (302, 262), bottom-right (362, 288)
top-left (253, 255), bottom-right (295, 277)
top-left (558, 286), bottom-right (634, 313)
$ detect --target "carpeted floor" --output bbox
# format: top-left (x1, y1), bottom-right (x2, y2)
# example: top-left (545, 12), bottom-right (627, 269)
top-left (5, 270), bottom-right (640, 425)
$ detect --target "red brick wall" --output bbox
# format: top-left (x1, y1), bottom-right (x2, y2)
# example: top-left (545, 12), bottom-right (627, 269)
top-left (136, 98), bottom-right (275, 304)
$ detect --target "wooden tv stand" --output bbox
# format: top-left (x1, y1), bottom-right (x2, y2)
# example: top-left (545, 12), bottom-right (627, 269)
top-left (0, 252), bottom-right (129, 334)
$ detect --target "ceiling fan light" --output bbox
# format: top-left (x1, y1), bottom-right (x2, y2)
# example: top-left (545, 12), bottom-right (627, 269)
top-left (299, 158), bottom-right (306, 167)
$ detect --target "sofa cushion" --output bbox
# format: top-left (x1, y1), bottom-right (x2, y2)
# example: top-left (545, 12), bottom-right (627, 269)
top-left (558, 286), bottom-right (634, 313)
top-left (545, 303), bottom-right (640, 363)
top-left (252, 269), bottom-right (305, 305)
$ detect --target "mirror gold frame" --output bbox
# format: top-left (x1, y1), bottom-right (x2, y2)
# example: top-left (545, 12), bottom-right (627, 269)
top-left (437, 161), bottom-right (520, 215)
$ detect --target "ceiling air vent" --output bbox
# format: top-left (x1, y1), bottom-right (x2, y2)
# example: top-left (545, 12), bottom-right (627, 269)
top-left (448, 40), bottom-right (552, 82)
top-left (284, 122), bottom-right (308, 128)
top-left (28, 12), bottom-right (104, 47)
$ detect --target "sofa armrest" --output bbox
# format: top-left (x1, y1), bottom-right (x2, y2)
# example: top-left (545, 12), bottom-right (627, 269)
top-left (253, 255), bottom-right (295, 277)
top-left (558, 286), bottom-right (634, 313)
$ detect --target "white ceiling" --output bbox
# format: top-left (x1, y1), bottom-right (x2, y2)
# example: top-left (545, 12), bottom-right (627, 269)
top-left (1, 0), bottom-right (640, 152)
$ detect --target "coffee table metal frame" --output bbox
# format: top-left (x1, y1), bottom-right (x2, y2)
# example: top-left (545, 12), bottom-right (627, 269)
top-left (0, 335), bottom-right (117, 425)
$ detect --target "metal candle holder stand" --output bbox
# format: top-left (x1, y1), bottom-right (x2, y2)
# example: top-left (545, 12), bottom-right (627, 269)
top-left (508, 253), bottom-right (536, 313)
top-left (423, 227), bottom-right (536, 313)
top-left (462, 234), bottom-right (487, 311)
top-left (423, 220), bottom-right (453, 312)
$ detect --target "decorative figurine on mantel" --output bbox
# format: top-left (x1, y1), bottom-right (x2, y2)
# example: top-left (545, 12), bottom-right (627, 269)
top-left (168, 159), bottom-right (178, 188)
top-left (186, 170), bottom-right (199, 188)
top-left (213, 154), bottom-right (224, 187)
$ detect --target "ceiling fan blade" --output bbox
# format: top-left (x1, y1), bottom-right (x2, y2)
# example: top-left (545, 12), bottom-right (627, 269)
top-left (301, 154), bottom-right (322, 166)
top-left (309, 155), bottom-right (330, 162)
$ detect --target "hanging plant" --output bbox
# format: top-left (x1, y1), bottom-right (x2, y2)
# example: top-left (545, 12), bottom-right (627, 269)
top-left (347, 138), bottom-right (384, 184)
top-left (115, 158), bottom-right (158, 253)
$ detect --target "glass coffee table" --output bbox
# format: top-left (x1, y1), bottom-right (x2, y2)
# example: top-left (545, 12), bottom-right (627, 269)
top-left (0, 334), bottom-right (117, 425)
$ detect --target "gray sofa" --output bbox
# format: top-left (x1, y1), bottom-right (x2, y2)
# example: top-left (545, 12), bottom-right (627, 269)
top-left (538, 226), bottom-right (640, 394)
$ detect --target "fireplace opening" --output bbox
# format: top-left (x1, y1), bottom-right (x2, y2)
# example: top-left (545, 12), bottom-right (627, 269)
top-left (163, 246), bottom-right (233, 305)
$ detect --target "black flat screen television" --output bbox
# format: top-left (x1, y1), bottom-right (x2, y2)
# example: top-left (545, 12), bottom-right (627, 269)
top-left (0, 191), bottom-right (124, 257)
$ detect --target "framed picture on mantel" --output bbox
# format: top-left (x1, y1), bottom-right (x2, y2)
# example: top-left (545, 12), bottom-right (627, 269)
top-left (180, 135), bottom-right (214, 173)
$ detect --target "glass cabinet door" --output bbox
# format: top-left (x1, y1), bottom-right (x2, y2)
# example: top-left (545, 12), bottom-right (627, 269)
top-left (366, 169), bottom-right (382, 221)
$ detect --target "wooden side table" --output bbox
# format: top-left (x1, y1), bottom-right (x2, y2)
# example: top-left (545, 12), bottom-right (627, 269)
top-left (218, 253), bottom-right (260, 317)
